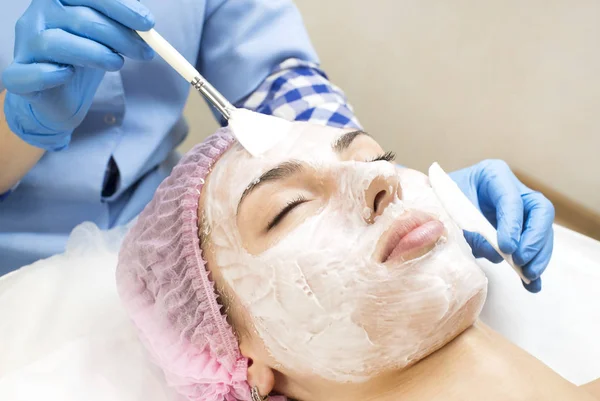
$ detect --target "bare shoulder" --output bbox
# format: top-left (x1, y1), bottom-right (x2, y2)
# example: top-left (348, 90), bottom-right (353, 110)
top-left (582, 378), bottom-right (600, 400)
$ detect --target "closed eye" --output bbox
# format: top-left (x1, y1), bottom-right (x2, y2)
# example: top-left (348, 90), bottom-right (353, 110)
top-left (367, 151), bottom-right (396, 163)
top-left (267, 195), bottom-right (308, 231)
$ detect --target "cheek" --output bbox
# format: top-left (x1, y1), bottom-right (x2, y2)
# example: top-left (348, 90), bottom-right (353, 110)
top-left (353, 242), bottom-right (487, 356)
top-left (261, 215), bottom-right (372, 308)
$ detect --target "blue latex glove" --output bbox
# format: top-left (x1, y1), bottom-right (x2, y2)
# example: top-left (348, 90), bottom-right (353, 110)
top-left (2, 0), bottom-right (155, 151)
top-left (449, 160), bottom-right (555, 293)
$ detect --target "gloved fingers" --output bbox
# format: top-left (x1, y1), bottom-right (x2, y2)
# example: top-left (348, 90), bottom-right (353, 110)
top-left (50, 6), bottom-right (155, 60)
top-left (463, 231), bottom-right (503, 263)
top-left (481, 160), bottom-right (524, 254)
top-left (513, 192), bottom-right (555, 267)
top-left (27, 28), bottom-right (124, 71)
top-left (515, 215), bottom-right (554, 281)
top-left (522, 229), bottom-right (554, 282)
top-left (2, 62), bottom-right (74, 95)
top-left (522, 277), bottom-right (542, 293)
top-left (60, 0), bottom-right (155, 31)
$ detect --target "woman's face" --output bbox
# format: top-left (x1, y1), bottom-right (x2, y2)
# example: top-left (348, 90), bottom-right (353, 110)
top-left (200, 122), bottom-right (487, 383)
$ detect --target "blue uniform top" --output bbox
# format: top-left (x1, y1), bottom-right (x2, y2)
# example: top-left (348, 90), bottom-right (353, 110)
top-left (0, 0), bottom-right (319, 274)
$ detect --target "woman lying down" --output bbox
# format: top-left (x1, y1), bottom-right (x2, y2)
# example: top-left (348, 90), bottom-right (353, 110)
top-left (116, 122), bottom-right (599, 401)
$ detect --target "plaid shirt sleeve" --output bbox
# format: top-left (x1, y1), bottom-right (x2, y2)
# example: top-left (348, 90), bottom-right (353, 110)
top-left (238, 58), bottom-right (362, 130)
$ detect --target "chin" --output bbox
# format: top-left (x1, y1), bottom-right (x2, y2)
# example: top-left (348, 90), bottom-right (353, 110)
top-left (408, 285), bottom-right (487, 366)
top-left (386, 234), bottom-right (489, 370)
top-left (353, 285), bottom-right (487, 379)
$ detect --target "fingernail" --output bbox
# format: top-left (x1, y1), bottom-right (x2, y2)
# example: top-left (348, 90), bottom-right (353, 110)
top-left (522, 264), bottom-right (540, 281)
top-left (145, 14), bottom-right (155, 27)
top-left (143, 48), bottom-right (155, 60)
top-left (107, 57), bottom-right (125, 72)
top-left (523, 278), bottom-right (542, 293)
top-left (141, 9), bottom-right (155, 28)
top-left (512, 251), bottom-right (524, 266)
top-left (499, 237), bottom-right (517, 254)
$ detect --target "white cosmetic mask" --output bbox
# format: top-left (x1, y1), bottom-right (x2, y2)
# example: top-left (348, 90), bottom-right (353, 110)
top-left (203, 123), bottom-right (488, 382)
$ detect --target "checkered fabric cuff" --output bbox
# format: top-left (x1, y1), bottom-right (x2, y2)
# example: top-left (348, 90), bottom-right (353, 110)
top-left (239, 58), bottom-right (362, 129)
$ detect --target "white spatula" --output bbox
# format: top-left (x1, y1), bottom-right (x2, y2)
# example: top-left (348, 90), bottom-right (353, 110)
top-left (428, 162), bottom-right (530, 284)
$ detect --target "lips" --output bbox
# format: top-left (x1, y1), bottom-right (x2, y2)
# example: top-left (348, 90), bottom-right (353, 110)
top-left (379, 211), bottom-right (446, 264)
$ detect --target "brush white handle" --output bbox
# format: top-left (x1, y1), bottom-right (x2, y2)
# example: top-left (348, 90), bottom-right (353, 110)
top-left (136, 29), bottom-right (234, 119)
top-left (137, 29), bottom-right (197, 82)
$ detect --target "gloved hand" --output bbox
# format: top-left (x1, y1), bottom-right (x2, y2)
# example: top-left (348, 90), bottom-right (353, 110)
top-left (2, 0), bottom-right (155, 151)
top-left (449, 160), bottom-right (555, 293)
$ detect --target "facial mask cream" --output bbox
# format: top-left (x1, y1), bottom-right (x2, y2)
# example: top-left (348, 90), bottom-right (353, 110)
top-left (203, 123), bottom-right (488, 382)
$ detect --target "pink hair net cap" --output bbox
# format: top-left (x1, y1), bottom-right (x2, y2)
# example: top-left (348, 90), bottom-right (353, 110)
top-left (116, 128), bottom-right (284, 401)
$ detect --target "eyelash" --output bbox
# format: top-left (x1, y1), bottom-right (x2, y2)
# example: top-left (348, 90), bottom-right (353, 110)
top-left (266, 152), bottom-right (395, 230)
top-left (368, 151), bottom-right (396, 163)
top-left (267, 195), bottom-right (308, 230)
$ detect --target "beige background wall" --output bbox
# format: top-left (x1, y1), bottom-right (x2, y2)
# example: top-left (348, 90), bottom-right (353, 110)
top-left (181, 0), bottom-right (600, 213)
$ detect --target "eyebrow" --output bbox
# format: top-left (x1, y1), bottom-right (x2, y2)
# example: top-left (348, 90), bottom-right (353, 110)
top-left (236, 130), bottom-right (369, 213)
top-left (332, 130), bottom-right (369, 153)
top-left (237, 160), bottom-right (304, 213)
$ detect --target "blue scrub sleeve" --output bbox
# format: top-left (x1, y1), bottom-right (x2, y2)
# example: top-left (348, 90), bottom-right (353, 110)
top-left (0, 3), bottom-right (30, 92)
top-left (198, 0), bottom-right (319, 109)
top-left (0, 181), bottom-right (20, 202)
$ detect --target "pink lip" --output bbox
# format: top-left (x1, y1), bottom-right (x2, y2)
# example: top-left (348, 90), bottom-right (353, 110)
top-left (379, 212), bottom-right (446, 264)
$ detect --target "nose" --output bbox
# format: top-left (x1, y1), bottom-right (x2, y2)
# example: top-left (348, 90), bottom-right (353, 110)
top-left (364, 175), bottom-right (401, 223)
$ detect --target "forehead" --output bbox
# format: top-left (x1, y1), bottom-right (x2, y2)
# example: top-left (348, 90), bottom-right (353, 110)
top-left (232, 122), bottom-right (348, 166)
top-left (206, 123), bottom-right (358, 199)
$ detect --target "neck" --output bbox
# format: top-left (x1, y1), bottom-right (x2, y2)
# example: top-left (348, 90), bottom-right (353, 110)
top-left (361, 322), bottom-right (513, 401)
top-left (292, 322), bottom-right (593, 401)
top-left (349, 322), bottom-right (593, 401)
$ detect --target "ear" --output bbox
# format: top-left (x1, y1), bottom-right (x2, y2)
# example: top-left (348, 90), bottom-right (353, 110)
top-left (240, 337), bottom-right (275, 397)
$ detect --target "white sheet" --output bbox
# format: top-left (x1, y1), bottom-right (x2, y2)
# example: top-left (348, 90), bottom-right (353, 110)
top-left (0, 223), bottom-right (178, 401)
top-left (479, 224), bottom-right (600, 385)
top-left (0, 223), bottom-right (598, 400)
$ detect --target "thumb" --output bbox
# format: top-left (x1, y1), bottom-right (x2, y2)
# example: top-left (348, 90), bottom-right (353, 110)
top-left (3, 63), bottom-right (74, 96)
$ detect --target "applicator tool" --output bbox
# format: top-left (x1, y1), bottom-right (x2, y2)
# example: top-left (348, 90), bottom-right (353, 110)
top-left (137, 29), bottom-right (291, 157)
